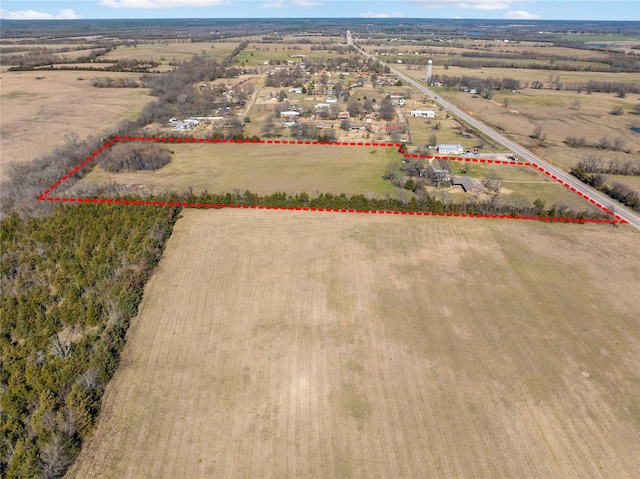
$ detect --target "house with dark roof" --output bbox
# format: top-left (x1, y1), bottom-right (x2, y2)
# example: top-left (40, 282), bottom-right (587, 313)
top-left (453, 176), bottom-right (484, 194)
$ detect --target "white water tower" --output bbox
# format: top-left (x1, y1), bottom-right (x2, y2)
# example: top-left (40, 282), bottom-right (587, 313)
top-left (426, 59), bottom-right (433, 83)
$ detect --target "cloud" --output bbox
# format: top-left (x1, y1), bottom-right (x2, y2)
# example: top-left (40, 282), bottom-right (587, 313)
top-left (261, 0), bottom-right (284, 7)
top-left (0, 8), bottom-right (81, 19)
top-left (409, 0), bottom-right (515, 10)
top-left (504, 10), bottom-right (540, 19)
top-left (293, 0), bottom-right (323, 7)
top-left (100, 0), bottom-right (225, 8)
top-left (359, 12), bottom-right (406, 18)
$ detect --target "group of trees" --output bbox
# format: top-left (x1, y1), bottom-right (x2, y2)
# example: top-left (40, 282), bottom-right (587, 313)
top-left (575, 155), bottom-right (640, 176)
top-left (0, 133), bottom-right (102, 220)
top-left (99, 144), bottom-right (173, 172)
top-left (431, 74), bottom-right (521, 93)
top-left (262, 118), bottom-right (339, 142)
top-left (91, 77), bottom-right (140, 88)
top-left (570, 167), bottom-right (640, 212)
top-left (431, 73), bottom-right (640, 97)
top-left (564, 135), bottom-right (630, 153)
top-left (1, 204), bottom-right (180, 478)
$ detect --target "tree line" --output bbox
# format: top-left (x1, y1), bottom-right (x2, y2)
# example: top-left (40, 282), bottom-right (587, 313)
top-left (570, 168), bottom-right (640, 212)
top-left (564, 136), bottom-right (631, 153)
top-left (431, 73), bottom-right (640, 96)
top-left (574, 155), bottom-right (640, 176)
top-left (400, 54), bottom-right (639, 74)
top-left (124, 188), bottom-right (603, 221)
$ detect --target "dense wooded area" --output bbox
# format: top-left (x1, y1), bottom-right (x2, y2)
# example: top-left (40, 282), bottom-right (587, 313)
top-left (0, 204), bottom-right (180, 477)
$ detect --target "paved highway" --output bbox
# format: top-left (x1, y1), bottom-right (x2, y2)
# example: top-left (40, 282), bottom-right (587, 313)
top-left (347, 31), bottom-right (640, 229)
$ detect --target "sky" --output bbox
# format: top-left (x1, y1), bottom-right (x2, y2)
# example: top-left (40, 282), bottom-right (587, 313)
top-left (0, 0), bottom-right (638, 22)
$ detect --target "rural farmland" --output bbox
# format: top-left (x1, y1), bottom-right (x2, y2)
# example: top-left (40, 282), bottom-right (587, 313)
top-left (2, 15), bottom-right (640, 479)
top-left (0, 70), bottom-right (151, 180)
top-left (66, 142), bottom-right (399, 198)
top-left (67, 209), bottom-right (640, 479)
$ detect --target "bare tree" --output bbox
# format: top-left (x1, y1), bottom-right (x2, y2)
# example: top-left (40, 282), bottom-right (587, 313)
top-left (346, 97), bottom-right (360, 117)
top-left (63, 131), bottom-right (80, 146)
top-left (482, 171), bottom-right (503, 194)
top-left (609, 106), bottom-right (624, 115)
top-left (613, 137), bottom-right (627, 152)
top-left (78, 367), bottom-right (99, 391)
top-left (39, 436), bottom-right (69, 479)
top-left (530, 125), bottom-right (545, 141)
top-left (440, 191), bottom-right (451, 212)
top-left (379, 98), bottom-right (395, 121)
top-left (261, 117), bottom-right (278, 138)
top-left (48, 337), bottom-right (71, 358)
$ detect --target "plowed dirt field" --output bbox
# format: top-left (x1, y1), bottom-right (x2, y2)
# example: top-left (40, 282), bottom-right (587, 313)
top-left (67, 210), bottom-right (640, 478)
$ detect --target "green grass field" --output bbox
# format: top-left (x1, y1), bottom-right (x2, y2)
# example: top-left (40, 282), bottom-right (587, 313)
top-left (70, 143), bottom-right (399, 197)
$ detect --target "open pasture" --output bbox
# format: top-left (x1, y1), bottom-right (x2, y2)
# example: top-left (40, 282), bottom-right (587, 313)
top-left (240, 41), bottom-right (354, 67)
top-left (0, 69), bottom-right (151, 180)
top-left (68, 142), bottom-right (398, 197)
top-left (102, 41), bottom-right (240, 64)
top-left (67, 209), bottom-right (640, 478)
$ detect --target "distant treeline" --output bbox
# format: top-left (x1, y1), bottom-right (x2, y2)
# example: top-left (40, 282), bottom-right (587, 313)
top-left (431, 74), bottom-right (521, 92)
top-left (8, 58), bottom-right (159, 73)
top-left (393, 52), bottom-right (639, 73)
top-left (432, 73), bottom-right (640, 95)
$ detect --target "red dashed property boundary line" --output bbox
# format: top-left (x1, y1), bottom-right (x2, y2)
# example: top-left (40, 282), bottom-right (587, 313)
top-left (38, 136), bottom-right (626, 225)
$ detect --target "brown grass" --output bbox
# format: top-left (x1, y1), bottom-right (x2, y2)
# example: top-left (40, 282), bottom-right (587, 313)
top-left (68, 209), bottom-right (640, 478)
top-left (0, 70), bottom-right (151, 180)
top-left (103, 41), bottom-right (240, 64)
